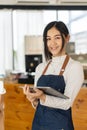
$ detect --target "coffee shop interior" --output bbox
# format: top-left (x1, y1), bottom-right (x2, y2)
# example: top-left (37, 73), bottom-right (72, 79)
top-left (0, 0), bottom-right (87, 130)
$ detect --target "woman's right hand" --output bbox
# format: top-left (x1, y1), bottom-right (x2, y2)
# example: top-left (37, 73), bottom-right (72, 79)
top-left (23, 85), bottom-right (35, 102)
top-left (23, 84), bottom-right (46, 105)
top-left (23, 84), bottom-right (39, 108)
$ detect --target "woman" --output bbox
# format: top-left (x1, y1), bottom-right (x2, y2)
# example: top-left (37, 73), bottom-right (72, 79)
top-left (23, 21), bottom-right (84, 130)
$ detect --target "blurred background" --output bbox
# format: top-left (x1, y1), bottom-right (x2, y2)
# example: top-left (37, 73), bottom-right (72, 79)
top-left (0, 0), bottom-right (87, 85)
top-left (0, 1), bottom-right (87, 130)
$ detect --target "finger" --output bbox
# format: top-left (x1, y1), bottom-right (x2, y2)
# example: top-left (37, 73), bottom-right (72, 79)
top-left (26, 95), bottom-right (35, 102)
top-left (23, 84), bottom-right (29, 94)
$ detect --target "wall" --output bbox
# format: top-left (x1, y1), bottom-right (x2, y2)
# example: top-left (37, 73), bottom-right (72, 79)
top-left (0, 0), bottom-right (16, 5)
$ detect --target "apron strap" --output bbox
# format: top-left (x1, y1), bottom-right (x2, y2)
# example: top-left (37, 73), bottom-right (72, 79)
top-left (42, 55), bottom-right (70, 75)
top-left (59, 55), bottom-right (70, 75)
top-left (42, 60), bottom-right (51, 75)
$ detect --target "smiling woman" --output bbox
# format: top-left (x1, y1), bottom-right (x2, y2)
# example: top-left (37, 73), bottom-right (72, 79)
top-left (22, 21), bottom-right (84, 130)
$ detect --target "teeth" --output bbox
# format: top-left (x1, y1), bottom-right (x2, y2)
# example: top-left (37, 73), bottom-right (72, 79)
top-left (51, 47), bottom-right (58, 50)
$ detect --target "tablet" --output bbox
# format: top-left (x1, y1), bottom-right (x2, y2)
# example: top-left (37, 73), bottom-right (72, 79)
top-left (37, 86), bottom-right (69, 99)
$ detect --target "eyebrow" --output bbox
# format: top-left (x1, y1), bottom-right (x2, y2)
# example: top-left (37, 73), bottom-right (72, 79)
top-left (46, 34), bottom-right (61, 37)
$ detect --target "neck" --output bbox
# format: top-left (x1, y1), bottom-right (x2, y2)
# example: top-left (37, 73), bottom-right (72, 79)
top-left (52, 52), bottom-right (66, 57)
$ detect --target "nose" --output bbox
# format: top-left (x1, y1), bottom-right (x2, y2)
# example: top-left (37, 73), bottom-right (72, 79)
top-left (50, 38), bottom-right (57, 45)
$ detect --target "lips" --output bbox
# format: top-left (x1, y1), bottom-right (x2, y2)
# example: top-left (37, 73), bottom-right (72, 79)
top-left (50, 46), bottom-right (59, 51)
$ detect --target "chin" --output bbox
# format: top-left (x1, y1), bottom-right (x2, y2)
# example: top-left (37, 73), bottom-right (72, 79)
top-left (52, 54), bottom-right (59, 57)
top-left (52, 52), bottom-right (60, 56)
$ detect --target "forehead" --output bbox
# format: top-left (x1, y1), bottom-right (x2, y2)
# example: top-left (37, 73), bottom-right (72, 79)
top-left (47, 27), bottom-right (60, 36)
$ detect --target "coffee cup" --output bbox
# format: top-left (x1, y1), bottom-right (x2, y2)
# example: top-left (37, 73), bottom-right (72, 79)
top-left (0, 81), bottom-right (6, 94)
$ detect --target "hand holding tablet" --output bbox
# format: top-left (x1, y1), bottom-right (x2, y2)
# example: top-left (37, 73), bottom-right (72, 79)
top-left (37, 86), bottom-right (69, 99)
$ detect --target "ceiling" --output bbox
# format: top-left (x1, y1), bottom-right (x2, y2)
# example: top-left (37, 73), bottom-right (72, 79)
top-left (0, 0), bottom-right (87, 5)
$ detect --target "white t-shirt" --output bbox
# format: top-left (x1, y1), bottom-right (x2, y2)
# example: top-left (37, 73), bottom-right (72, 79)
top-left (34, 55), bottom-right (84, 110)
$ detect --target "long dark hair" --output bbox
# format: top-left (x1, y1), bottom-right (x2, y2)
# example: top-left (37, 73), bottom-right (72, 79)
top-left (43, 21), bottom-right (69, 61)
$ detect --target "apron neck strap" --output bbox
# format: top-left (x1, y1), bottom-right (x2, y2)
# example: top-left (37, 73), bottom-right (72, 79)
top-left (59, 55), bottom-right (70, 75)
top-left (42, 55), bottom-right (70, 75)
top-left (42, 60), bottom-right (51, 75)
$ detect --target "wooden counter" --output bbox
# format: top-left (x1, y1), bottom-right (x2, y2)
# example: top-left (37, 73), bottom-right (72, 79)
top-left (4, 83), bottom-right (35, 130)
top-left (3, 83), bottom-right (87, 130)
top-left (72, 87), bottom-right (87, 130)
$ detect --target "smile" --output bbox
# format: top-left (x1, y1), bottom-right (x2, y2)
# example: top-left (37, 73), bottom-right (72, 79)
top-left (50, 46), bottom-right (59, 50)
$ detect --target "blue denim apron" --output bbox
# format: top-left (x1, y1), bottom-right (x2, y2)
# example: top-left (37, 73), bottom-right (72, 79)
top-left (32, 55), bottom-right (74, 130)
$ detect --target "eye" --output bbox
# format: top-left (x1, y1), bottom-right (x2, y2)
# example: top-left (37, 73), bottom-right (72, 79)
top-left (46, 37), bottom-right (51, 41)
top-left (55, 36), bottom-right (61, 40)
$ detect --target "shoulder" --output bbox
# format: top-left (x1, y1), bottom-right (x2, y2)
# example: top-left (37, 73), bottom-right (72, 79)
top-left (67, 57), bottom-right (83, 72)
top-left (69, 57), bottom-right (83, 68)
top-left (65, 57), bottom-right (84, 86)
top-left (34, 61), bottom-right (50, 84)
top-left (35, 61), bottom-right (49, 73)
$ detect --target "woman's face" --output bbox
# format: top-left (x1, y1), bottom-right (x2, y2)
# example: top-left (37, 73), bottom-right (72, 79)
top-left (46, 27), bottom-right (66, 57)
